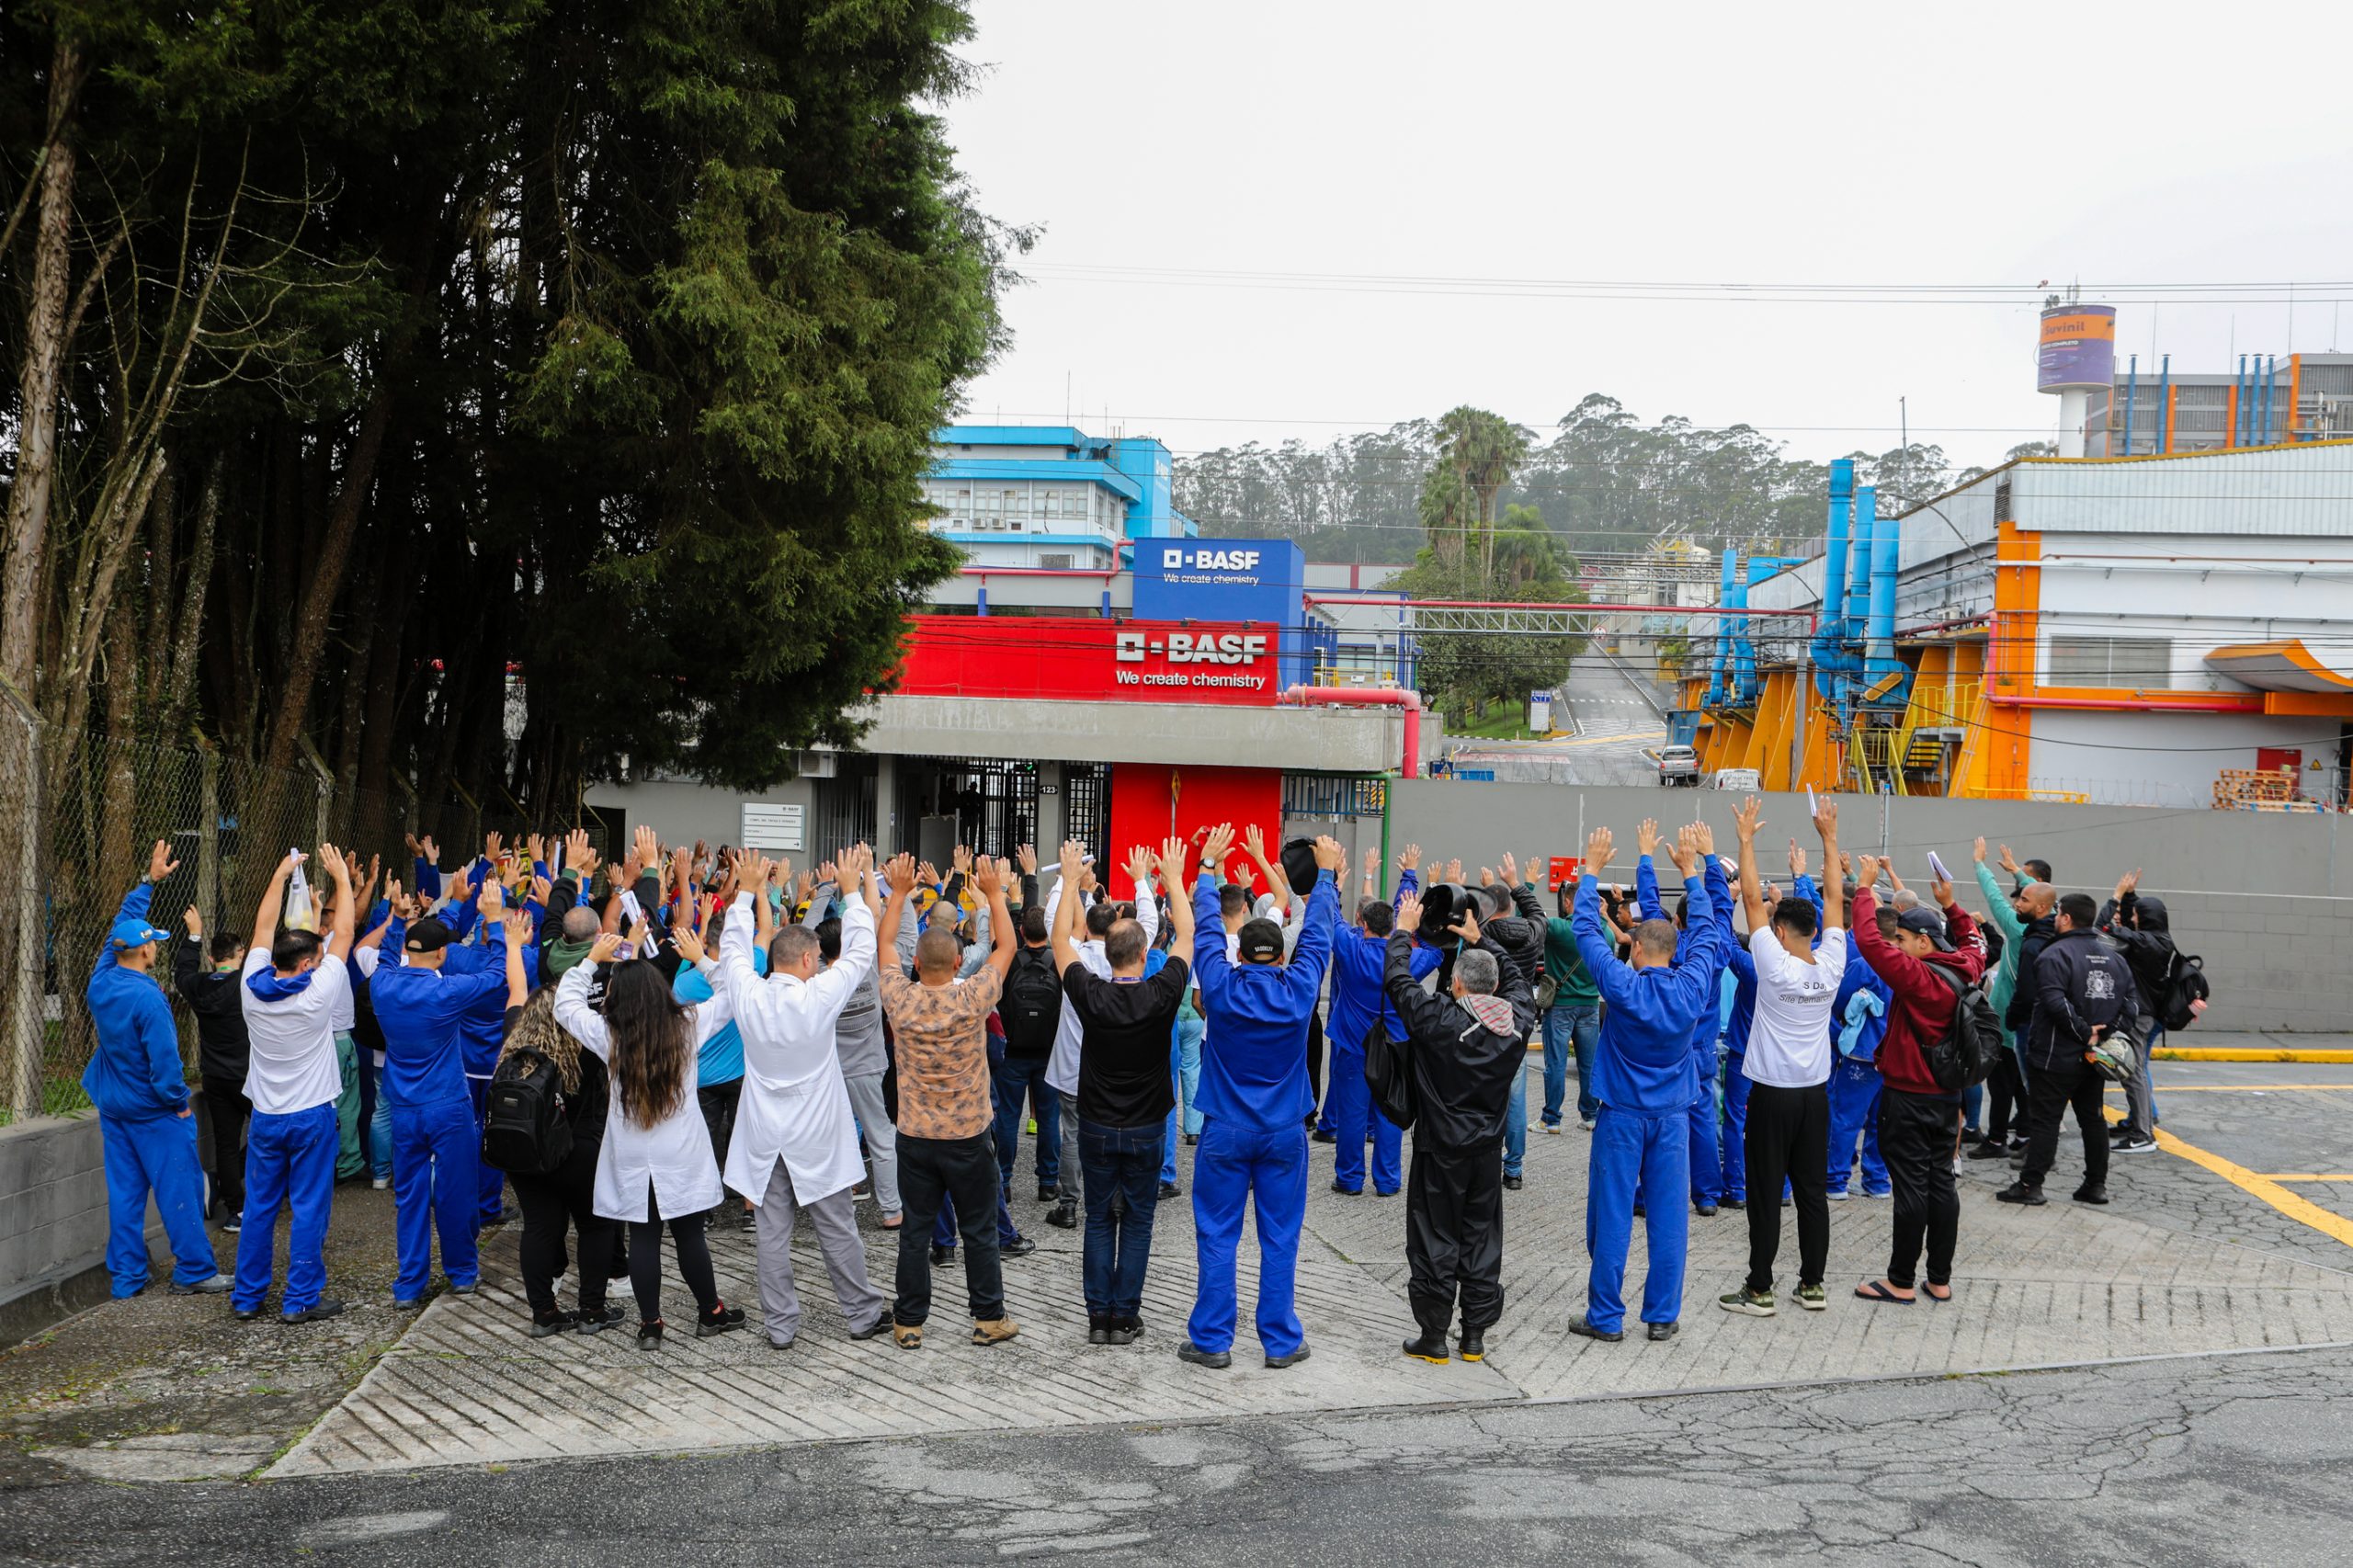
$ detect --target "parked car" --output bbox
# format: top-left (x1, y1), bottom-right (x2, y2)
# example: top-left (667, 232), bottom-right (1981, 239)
top-left (1708, 767), bottom-right (1762, 792)
top-left (1654, 744), bottom-right (1700, 787)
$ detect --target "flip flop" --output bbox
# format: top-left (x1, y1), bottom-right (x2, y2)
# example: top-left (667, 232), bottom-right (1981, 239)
top-left (1922, 1283), bottom-right (1952, 1302)
top-left (1854, 1279), bottom-right (1915, 1305)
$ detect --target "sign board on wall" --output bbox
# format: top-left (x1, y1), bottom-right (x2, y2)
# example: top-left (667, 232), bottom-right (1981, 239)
top-left (893, 617), bottom-right (1280, 706)
top-left (740, 802), bottom-right (805, 851)
top-left (1529, 692), bottom-right (1552, 733)
top-left (1546, 856), bottom-right (1582, 890)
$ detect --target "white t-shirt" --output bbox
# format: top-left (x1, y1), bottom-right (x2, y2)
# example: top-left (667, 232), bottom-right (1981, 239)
top-left (1742, 926), bottom-right (1847, 1088)
top-left (238, 949), bottom-right (351, 1116)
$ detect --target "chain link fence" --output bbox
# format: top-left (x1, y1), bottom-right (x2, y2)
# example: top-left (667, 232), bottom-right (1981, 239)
top-left (0, 690), bottom-right (411, 1123)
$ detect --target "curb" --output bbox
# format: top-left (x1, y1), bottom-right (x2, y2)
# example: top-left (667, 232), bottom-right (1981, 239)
top-left (2152, 1048), bottom-right (2353, 1064)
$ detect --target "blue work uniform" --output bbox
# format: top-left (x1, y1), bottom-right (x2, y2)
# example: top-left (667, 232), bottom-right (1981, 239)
top-left (1187, 866), bottom-right (1339, 1358)
top-left (1574, 863), bottom-right (1728, 1334)
top-left (83, 882), bottom-right (219, 1296)
top-left (1324, 920), bottom-right (1440, 1196)
top-left (1827, 946), bottom-right (1894, 1197)
top-left (1636, 857), bottom-right (1736, 1207)
top-left (443, 923), bottom-right (537, 1225)
top-left (369, 942), bottom-right (506, 1301)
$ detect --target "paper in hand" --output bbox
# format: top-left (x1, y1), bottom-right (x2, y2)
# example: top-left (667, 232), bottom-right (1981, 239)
top-left (1807, 785), bottom-right (1818, 819)
top-left (1927, 850), bottom-right (1952, 884)
top-left (618, 890), bottom-right (644, 929)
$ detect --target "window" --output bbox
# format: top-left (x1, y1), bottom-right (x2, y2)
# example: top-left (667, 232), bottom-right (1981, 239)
top-left (1039, 552), bottom-right (1074, 570)
top-left (2047, 635), bottom-right (2171, 689)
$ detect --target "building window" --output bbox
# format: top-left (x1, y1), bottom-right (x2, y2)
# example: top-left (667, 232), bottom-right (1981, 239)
top-left (2047, 635), bottom-right (2171, 689)
top-left (1039, 552), bottom-right (1074, 570)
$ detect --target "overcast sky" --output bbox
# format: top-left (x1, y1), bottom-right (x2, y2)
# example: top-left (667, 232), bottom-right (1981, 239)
top-left (938, 0), bottom-right (2353, 472)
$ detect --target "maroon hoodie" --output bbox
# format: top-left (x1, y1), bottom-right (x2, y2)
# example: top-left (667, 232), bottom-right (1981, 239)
top-left (1849, 888), bottom-right (1988, 1098)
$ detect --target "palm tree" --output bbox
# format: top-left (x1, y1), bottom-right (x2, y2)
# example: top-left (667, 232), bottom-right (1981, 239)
top-left (1417, 406), bottom-right (1530, 586)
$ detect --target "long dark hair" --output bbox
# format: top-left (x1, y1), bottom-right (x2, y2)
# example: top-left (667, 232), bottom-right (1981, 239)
top-left (601, 960), bottom-right (690, 1129)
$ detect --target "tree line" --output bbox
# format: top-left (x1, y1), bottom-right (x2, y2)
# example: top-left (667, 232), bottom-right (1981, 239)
top-left (2, 1), bottom-right (1012, 868)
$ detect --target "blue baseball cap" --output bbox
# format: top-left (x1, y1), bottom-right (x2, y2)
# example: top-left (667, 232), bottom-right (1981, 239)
top-left (110, 915), bottom-right (173, 949)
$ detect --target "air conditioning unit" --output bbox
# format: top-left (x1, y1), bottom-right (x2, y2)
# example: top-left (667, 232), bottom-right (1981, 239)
top-left (796, 751), bottom-right (838, 778)
top-left (1040, 552), bottom-right (1074, 570)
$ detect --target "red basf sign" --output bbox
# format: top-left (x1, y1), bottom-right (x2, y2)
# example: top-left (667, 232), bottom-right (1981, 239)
top-left (892, 617), bottom-right (1279, 705)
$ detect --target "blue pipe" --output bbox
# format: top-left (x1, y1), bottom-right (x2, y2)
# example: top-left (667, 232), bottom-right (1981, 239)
top-left (2122, 355), bottom-right (2137, 457)
top-left (1706, 548), bottom-right (1736, 706)
top-left (1810, 460), bottom-right (1856, 703)
top-left (1866, 494), bottom-right (1903, 699)
top-left (1843, 487), bottom-right (1876, 716)
top-left (2262, 355), bottom-right (2276, 444)
top-left (2156, 354), bottom-right (2170, 453)
top-left (1728, 560), bottom-right (1751, 704)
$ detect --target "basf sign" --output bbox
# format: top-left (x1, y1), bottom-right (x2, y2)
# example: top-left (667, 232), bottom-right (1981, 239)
top-left (1154, 545), bottom-right (1266, 584)
top-left (893, 617), bottom-right (1278, 705)
top-left (1131, 538), bottom-right (1311, 686)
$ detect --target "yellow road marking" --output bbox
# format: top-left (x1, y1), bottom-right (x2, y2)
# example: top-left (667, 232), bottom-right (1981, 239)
top-left (2098, 1104), bottom-right (2353, 1251)
top-left (2154, 1048), bottom-right (2353, 1064)
top-left (2258, 1175), bottom-right (2353, 1182)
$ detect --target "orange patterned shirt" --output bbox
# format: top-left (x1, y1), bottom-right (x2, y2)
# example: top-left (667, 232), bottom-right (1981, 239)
top-left (878, 966), bottom-right (1002, 1141)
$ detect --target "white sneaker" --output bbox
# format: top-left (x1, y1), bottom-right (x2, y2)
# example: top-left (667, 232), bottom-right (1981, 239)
top-left (371, 1177), bottom-right (389, 1190)
top-left (1578, 1119), bottom-right (1595, 1131)
top-left (1826, 1188), bottom-right (1852, 1202)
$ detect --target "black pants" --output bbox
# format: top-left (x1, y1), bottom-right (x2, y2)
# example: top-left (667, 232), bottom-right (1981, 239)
top-left (200, 1074), bottom-right (249, 1219)
top-left (1743, 1082), bottom-right (1830, 1293)
top-left (1878, 1087), bottom-right (1961, 1290)
top-left (627, 1183), bottom-right (721, 1326)
top-left (895, 1131), bottom-right (1005, 1326)
top-left (1405, 1140), bottom-right (1505, 1336)
top-left (1983, 1053), bottom-right (2026, 1143)
top-left (511, 1140), bottom-right (615, 1318)
top-left (699, 1078), bottom-right (744, 1201)
top-left (1304, 1009), bottom-right (1324, 1123)
top-left (2021, 1051), bottom-right (2109, 1193)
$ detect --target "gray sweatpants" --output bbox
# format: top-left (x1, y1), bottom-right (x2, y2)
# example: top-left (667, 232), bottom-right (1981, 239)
top-left (2121, 1025), bottom-right (2161, 1140)
top-left (1057, 1089), bottom-right (1082, 1210)
top-left (753, 1158), bottom-right (888, 1346)
top-left (841, 1070), bottom-right (902, 1218)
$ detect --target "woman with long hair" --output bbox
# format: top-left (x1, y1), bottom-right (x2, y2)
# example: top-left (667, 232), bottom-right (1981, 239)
top-left (554, 920), bottom-right (747, 1349)
top-left (497, 982), bottom-right (624, 1337)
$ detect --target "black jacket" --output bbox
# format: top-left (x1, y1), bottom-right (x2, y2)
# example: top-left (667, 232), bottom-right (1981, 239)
top-left (2004, 913), bottom-right (2058, 1032)
top-left (171, 940), bottom-right (250, 1083)
top-left (2027, 926), bottom-right (2140, 1072)
top-left (2098, 892), bottom-right (2177, 1004)
top-left (1382, 932), bottom-right (1533, 1151)
top-left (1452, 884), bottom-right (1544, 1002)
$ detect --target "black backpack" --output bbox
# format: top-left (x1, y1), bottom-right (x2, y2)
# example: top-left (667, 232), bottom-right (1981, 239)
top-left (1000, 946), bottom-right (1063, 1057)
top-left (1922, 963), bottom-right (2004, 1093)
top-left (1363, 1020), bottom-right (1418, 1131)
top-left (2160, 952), bottom-right (2209, 1031)
top-left (481, 1048), bottom-right (573, 1175)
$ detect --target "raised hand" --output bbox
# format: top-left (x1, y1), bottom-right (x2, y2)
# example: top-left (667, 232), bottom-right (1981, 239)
top-left (1733, 796), bottom-right (1762, 841)
top-left (1394, 892), bottom-right (1423, 934)
top-left (1669, 824), bottom-right (1703, 877)
top-left (1158, 836), bottom-right (1189, 889)
top-left (182, 905), bottom-right (202, 936)
top-left (1972, 835), bottom-right (1988, 865)
top-left (1017, 844), bottom-right (1039, 876)
top-left (1815, 801), bottom-right (1839, 839)
top-left (916, 860), bottom-right (940, 890)
top-left (1585, 826), bottom-right (1616, 875)
top-left (1500, 851), bottom-right (1519, 884)
top-left (1243, 824), bottom-right (1267, 862)
top-left (952, 844), bottom-right (973, 876)
top-left (1636, 818), bottom-right (1660, 859)
top-left (1125, 844), bottom-right (1155, 889)
top-left (1853, 854), bottom-right (1881, 890)
top-left (477, 880), bottom-right (506, 918)
top-left (2115, 868), bottom-right (2142, 900)
top-left (1690, 820), bottom-right (1716, 856)
top-left (631, 825), bottom-right (660, 873)
top-left (1396, 843), bottom-right (1421, 871)
top-left (1199, 823), bottom-right (1237, 869)
top-left (973, 854), bottom-right (1006, 900)
top-left (1931, 869), bottom-right (1957, 909)
top-left (1478, 867), bottom-right (1495, 888)
top-left (884, 852), bottom-right (919, 897)
top-left (418, 835), bottom-right (440, 867)
top-left (1443, 858), bottom-right (1462, 883)
top-left (1787, 839), bottom-right (1807, 878)
top-left (484, 830), bottom-right (503, 863)
top-left (670, 923), bottom-right (707, 966)
top-left (1313, 834), bottom-right (1345, 871)
top-left (527, 833), bottom-right (545, 866)
top-left (147, 838), bottom-right (180, 883)
top-left (404, 832), bottom-right (422, 857)
top-left (1997, 843), bottom-right (2020, 877)
top-left (531, 874), bottom-right (552, 905)
top-left (1449, 899), bottom-right (1482, 945)
top-left (567, 828), bottom-right (598, 879)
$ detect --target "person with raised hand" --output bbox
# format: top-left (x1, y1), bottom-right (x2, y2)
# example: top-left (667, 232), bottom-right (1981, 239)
top-left (875, 848), bottom-right (1019, 1352)
top-left (1324, 840), bottom-right (1443, 1200)
top-left (85, 839), bottom-right (229, 1299)
top-left (1566, 822), bottom-right (1728, 1345)
top-left (1176, 825), bottom-right (1343, 1372)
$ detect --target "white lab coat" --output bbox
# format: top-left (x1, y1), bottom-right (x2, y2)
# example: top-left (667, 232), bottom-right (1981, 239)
top-left (1043, 876), bottom-right (1158, 1096)
top-left (554, 959), bottom-right (736, 1224)
top-left (717, 890), bottom-right (876, 1207)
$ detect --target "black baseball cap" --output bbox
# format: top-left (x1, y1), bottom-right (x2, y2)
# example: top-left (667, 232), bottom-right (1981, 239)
top-left (1237, 918), bottom-right (1285, 962)
top-left (1894, 904), bottom-right (1952, 951)
top-left (404, 916), bottom-right (453, 954)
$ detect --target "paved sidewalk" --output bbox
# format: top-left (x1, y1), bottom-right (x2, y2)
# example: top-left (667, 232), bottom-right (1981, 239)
top-left (270, 1062), bottom-right (2353, 1478)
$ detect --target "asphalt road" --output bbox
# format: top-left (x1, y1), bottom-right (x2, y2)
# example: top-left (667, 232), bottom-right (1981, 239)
top-left (6, 1343), bottom-right (2350, 1566)
top-left (1452, 652), bottom-right (1667, 785)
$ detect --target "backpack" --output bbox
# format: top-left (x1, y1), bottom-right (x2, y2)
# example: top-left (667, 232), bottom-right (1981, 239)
top-left (1362, 1020), bottom-right (1418, 1131)
top-left (480, 1048), bottom-right (573, 1175)
top-left (1922, 962), bottom-right (2004, 1093)
top-left (2160, 952), bottom-right (2209, 1031)
top-left (1000, 946), bottom-right (1063, 1057)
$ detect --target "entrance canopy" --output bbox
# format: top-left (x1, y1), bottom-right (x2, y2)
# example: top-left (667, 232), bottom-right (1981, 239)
top-left (2203, 640), bottom-right (2353, 694)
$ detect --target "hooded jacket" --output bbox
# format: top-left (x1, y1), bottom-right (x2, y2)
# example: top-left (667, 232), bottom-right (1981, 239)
top-left (1382, 932), bottom-right (1532, 1150)
top-left (2003, 912), bottom-right (2058, 1033)
top-left (2028, 925), bottom-right (2141, 1072)
top-left (172, 938), bottom-right (251, 1082)
top-left (2098, 892), bottom-right (2177, 1010)
top-left (1848, 887), bottom-right (1986, 1098)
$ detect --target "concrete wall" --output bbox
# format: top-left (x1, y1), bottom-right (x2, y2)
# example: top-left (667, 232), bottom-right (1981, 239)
top-left (0, 1115), bottom-right (142, 1346)
top-left (1384, 780), bottom-right (2353, 1030)
top-left (855, 694), bottom-right (1411, 775)
top-left (585, 776), bottom-right (822, 856)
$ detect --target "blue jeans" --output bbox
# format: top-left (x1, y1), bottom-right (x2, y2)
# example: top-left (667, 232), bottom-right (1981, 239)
top-left (367, 1054), bottom-right (393, 1181)
top-left (1586, 1105), bottom-right (1689, 1334)
top-left (99, 1113), bottom-right (217, 1296)
top-left (390, 1096), bottom-right (481, 1300)
top-left (1720, 1050), bottom-right (1753, 1200)
top-left (233, 1101), bottom-right (337, 1313)
top-left (1080, 1119), bottom-right (1165, 1319)
top-left (1163, 1016), bottom-right (1203, 1184)
top-left (1826, 1057), bottom-right (1889, 1195)
top-left (991, 1055), bottom-right (1060, 1190)
top-left (1541, 1004), bottom-right (1599, 1125)
top-left (1188, 1118), bottom-right (1308, 1357)
top-left (1505, 1064), bottom-right (1529, 1177)
top-left (1177, 1012), bottom-right (1204, 1134)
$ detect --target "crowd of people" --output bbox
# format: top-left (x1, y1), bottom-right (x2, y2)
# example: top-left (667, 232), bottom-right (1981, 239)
top-left (78, 801), bottom-right (2202, 1360)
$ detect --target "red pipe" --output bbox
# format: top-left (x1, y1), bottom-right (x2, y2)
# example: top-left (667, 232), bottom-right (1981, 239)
top-left (1279, 685), bottom-right (1422, 778)
top-left (1303, 595), bottom-right (1813, 620)
top-left (1989, 694), bottom-right (2263, 712)
top-left (957, 566), bottom-right (1121, 579)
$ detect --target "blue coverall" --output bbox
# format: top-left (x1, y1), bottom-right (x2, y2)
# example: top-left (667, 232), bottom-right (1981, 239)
top-left (1187, 866), bottom-right (1338, 1358)
top-left (370, 943), bottom-right (506, 1301)
top-left (1827, 947), bottom-right (1894, 1197)
top-left (1574, 863), bottom-right (1728, 1334)
top-left (83, 882), bottom-right (219, 1296)
top-left (1324, 919), bottom-right (1440, 1196)
top-left (1637, 857), bottom-right (1736, 1208)
top-left (442, 921), bottom-right (537, 1226)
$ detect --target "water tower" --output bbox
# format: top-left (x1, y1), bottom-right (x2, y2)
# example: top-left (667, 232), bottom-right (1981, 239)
top-left (2037, 300), bottom-right (2116, 458)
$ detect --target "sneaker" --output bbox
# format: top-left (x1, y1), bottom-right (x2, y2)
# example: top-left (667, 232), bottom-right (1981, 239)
top-left (1158, 1180), bottom-right (1180, 1199)
top-left (1000, 1236), bottom-right (1038, 1258)
top-left (218, 1217), bottom-right (243, 1235)
top-left (928, 1244), bottom-right (955, 1267)
top-left (739, 1208), bottom-right (758, 1232)
top-left (281, 1299), bottom-right (346, 1326)
top-left (1718, 1288), bottom-right (1776, 1318)
top-left (1566, 1318), bottom-right (1623, 1345)
top-left (1503, 1175), bottom-right (1523, 1191)
top-left (1543, 1123), bottom-right (1563, 1136)
top-left (1646, 1322), bottom-right (1678, 1342)
top-left (1826, 1188), bottom-right (1852, 1202)
top-left (1264, 1346), bottom-right (1311, 1370)
top-left (1794, 1284), bottom-right (1827, 1312)
top-left (2074, 1185), bottom-right (2110, 1205)
top-left (575, 1304), bottom-right (625, 1335)
top-left (1694, 1201), bottom-right (1719, 1218)
top-left (528, 1310), bottom-right (577, 1338)
top-left (1862, 1187), bottom-right (1892, 1199)
top-left (370, 1177), bottom-right (390, 1191)
top-left (696, 1304), bottom-right (747, 1338)
top-left (1995, 1182), bottom-right (2046, 1206)
top-left (1176, 1340), bottom-right (1232, 1369)
top-left (1719, 1197), bottom-right (1745, 1211)
top-left (1311, 1130), bottom-right (1337, 1144)
top-left (1578, 1119), bottom-right (1595, 1131)
top-left (1403, 1332), bottom-right (1450, 1365)
top-left (637, 1320), bottom-right (665, 1351)
top-left (2114, 1135), bottom-right (2159, 1155)
top-left (1107, 1318), bottom-right (1143, 1346)
top-left (1045, 1202), bottom-right (1078, 1230)
top-left (1330, 1181), bottom-right (1362, 1196)
top-left (1966, 1140), bottom-right (2012, 1161)
top-left (168, 1274), bottom-right (233, 1296)
top-left (1037, 1183), bottom-right (1060, 1203)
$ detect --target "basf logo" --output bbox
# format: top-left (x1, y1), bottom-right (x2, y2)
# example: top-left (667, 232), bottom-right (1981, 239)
top-left (1158, 546), bottom-right (1263, 580)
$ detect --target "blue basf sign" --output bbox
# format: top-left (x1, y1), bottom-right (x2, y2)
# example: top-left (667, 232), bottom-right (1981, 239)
top-left (1132, 538), bottom-right (1308, 685)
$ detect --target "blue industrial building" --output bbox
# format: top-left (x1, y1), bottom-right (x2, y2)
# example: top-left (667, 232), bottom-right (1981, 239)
top-left (921, 425), bottom-right (1199, 570)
